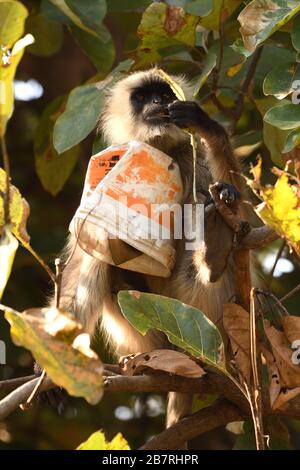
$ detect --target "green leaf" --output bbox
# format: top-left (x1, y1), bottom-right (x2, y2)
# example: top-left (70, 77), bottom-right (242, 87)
top-left (0, 0), bottom-right (28, 46)
top-left (264, 103), bottom-right (300, 130)
top-left (0, 228), bottom-right (18, 300)
top-left (65, 0), bottom-right (107, 36)
top-left (35, 97), bottom-right (80, 195)
top-left (77, 431), bottom-right (130, 450)
top-left (185, 0), bottom-right (213, 17)
top-left (49, 0), bottom-right (106, 38)
top-left (53, 60), bottom-right (133, 154)
top-left (107, 0), bottom-right (151, 12)
top-left (291, 13), bottom-right (300, 52)
top-left (71, 24), bottom-right (115, 72)
top-left (193, 51), bottom-right (217, 97)
top-left (136, 3), bottom-right (198, 67)
top-left (263, 62), bottom-right (300, 99)
top-left (237, 0), bottom-right (300, 54)
top-left (4, 306), bottom-right (104, 405)
top-left (200, 0), bottom-right (242, 30)
top-left (255, 97), bottom-right (290, 166)
top-left (25, 13), bottom-right (63, 57)
top-left (118, 291), bottom-right (226, 371)
top-left (283, 127), bottom-right (300, 153)
top-left (53, 86), bottom-right (102, 154)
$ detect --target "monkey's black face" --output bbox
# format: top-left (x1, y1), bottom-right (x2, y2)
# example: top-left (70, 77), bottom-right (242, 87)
top-left (130, 80), bottom-right (177, 126)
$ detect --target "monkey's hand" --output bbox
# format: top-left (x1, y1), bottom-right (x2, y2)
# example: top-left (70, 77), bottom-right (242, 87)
top-left (206, 182), bottom-right (240, 209)
top-left (213, 182), bottom-right (240, 205)
top-left (167, 100), bottom-right (210, 132)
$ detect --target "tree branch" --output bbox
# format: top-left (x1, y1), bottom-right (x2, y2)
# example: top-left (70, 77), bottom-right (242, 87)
top-left (139, 399), bottom-right (244, 450)
top-left (238, 225), bottom-right (279, 250)
top-left (0, 376), bottom-right (53, 421)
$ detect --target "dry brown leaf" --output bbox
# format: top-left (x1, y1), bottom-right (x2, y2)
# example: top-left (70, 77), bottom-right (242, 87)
top-left (122, 349), bottom-right (205, 378)
top-left (272, 387), bottom-right (300, 411)
top-left (282, 315), bottom-right (300, 343)
top-left (261, 345), bottom-right (281, 408)
top-left (223, 303), bottom-right (251, 384)
top-left (264, 320), bottom-right (300, 389)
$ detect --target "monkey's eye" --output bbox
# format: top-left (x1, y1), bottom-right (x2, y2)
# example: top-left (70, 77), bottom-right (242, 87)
top-left (134, 93), bottom-right (145, 102)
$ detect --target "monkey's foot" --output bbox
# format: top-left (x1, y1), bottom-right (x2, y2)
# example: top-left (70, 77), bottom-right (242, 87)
top-left (33, 363), bottom-right (74, 416)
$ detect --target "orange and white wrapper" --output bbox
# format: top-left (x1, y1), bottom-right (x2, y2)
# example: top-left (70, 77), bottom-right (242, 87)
top-left (69, 141), bottom-right (183, 277)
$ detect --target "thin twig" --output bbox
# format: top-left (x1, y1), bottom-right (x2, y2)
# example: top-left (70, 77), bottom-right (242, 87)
top-left (54, 258), bottom-right (63, 309)
top-left (19, 240), bottom-right (55, 282)
top-left (250, 288), bottom-right (264, 450)
top-left (267, 239), bottom-right (286, 287)
top-left (23, 369), bottom-right (46, 408)
top-left (0, 136), bottom-right (11, 224)
top-left (280, 283), bottom-right (300, 304)
top-left (230, 47), bottom-right (263, 133)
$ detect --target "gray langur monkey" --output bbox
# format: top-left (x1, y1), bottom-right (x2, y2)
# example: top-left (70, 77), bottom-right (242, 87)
top-left (49, 68), bottom-right (247, 443)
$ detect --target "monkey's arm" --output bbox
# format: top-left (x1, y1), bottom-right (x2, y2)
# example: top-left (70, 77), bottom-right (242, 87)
top-left (168, 101), bottom-right (241, 190)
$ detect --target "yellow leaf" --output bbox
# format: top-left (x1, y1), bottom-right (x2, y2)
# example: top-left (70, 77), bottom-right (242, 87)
top-left (256, 174), bottom-right (300, 255)
top-left (77, 431), bottom-right (130, 450)
top-left (0, 227), bottom-right (18, 300)
top-left (0, 168), bottom-right (30, 242)
top-left (4, 307), bottom-right (103, 405)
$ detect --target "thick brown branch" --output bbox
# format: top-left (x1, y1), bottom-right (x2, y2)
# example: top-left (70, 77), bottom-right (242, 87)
top-left (104, 374), bottom-right (206, 394)
top-left (0, 376), bottom-right (53, 421)
top-left (239, 225), bottom-right (279, 250)
top-left (140, 399), bottom-right (244, 450)
top-left (0, 375), bottom-right (36, 394)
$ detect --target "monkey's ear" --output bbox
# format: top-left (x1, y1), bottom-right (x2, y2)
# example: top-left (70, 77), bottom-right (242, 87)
top-left (202, 208), bottom-right (234, 282)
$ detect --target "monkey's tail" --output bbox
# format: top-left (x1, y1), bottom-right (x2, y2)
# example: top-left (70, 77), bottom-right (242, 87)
top-left (166, 392), bottom-right (193, 449)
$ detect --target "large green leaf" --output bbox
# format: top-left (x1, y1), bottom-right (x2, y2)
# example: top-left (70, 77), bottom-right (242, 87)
top-left (263, 62), bottom-right (300, 100)
top-left (118, 291), bottom-right (226, 371)
top-left (65, 0), bottom-right (107, 36)
top-left (291, 13), bottom-right (300, 52)
top-left (185, 0), bottom-right (213, 16)
top-left (200, 0), bottom-right (242, 30)
top-left (0, 0), bottom-right (28, 46)
top-left (283, 127), bottom-right (300, 153)
top-left (107, 0), bottom-right (151, 12)
top-left (135, 3), bottom-right (198, 67)
top-left (237, 0), bottom-right (300, 54)
top-left (255, 97), bottom-right (290, 166)
top-left (53, 86), bottom-right (103, 154)
top-left (193, 51), bottom-right (217, 97)
top-left (53, 60), bottom-right (133, 154)
top-left (49, 0), bottom-right (107, 39)
top-left (35, 97), bottom-right (80, 195)
top-left (25, 13), bottom-right (63, 57)
top-left (71, 24), bottom-right (115, 72)
top-left (264, 103), bottom-right (300, 130)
